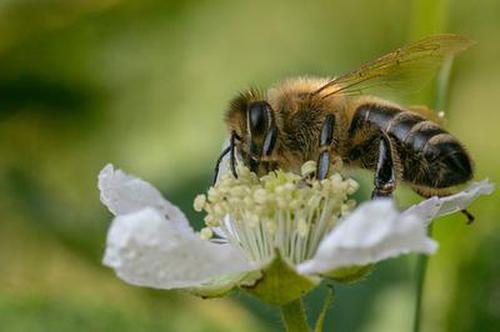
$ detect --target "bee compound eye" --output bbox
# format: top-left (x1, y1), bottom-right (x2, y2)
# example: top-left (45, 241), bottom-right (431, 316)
top-left (248, 101), bottom-right (270, 136)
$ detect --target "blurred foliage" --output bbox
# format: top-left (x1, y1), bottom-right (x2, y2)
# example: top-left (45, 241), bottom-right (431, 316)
top-left (0, 0), bottom-right (499, 331)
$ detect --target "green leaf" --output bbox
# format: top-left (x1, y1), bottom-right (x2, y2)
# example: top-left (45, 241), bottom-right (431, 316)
top-left (242, 250), bottom-right (320, 306)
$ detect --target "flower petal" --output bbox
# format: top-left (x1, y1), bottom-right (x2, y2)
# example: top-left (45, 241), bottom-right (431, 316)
top-left (297, 200), bottom-right (437, 275)
top-left (103, 207), bottom-right (252, 289)
top-left (402, 180), bottom-right (495, 225)
top-left (98, 164), bottom-right (191, 233)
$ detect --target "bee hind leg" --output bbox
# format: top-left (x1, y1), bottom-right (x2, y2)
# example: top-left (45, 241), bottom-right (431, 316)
top-left (372, 133), bottom-right (397, 199)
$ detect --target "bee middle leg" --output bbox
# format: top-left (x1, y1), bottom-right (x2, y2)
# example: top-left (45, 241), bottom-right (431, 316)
top-left (372, 133), bottom-right (397, 199)
top-left (317, 114), bottom-right (336, 180)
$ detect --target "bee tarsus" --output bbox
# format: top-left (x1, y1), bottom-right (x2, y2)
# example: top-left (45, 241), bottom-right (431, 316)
top-left (461, 209), bottom-right (475, 225)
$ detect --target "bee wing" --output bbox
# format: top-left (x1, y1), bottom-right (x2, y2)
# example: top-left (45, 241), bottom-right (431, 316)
top-left (316, 34), bottom-right (475, 98)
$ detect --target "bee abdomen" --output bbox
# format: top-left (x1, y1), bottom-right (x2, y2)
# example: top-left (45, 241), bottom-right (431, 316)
top-left (403, 120), bottom-right (447, 151)
top-left (402, 122), bottom-right (473, 188)
top-left (420, 134), bottom-right (473, 187)
top-left (351, 104), bottom-right (427, 141)
top-left (351, 104), bottom-right (473, 189)
top-left (386, 112), bottom-right (427, 142)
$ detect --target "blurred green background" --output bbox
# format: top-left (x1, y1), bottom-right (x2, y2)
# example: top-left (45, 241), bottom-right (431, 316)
top-left (0, 0), bottom-right (499, 331)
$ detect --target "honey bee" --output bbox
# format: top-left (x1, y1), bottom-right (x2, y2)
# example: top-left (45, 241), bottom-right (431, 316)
top-left (214, 34), bottom-right (475, 220)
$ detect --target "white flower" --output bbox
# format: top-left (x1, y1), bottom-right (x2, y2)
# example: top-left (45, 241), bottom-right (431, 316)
top-left (98, 164), bottom-right (251, 290)
top-left (98, 163), bottom-right (493, 303)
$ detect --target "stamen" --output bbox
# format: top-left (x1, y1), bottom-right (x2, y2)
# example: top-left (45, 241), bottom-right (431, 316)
top-left (193, 194), bottom-right (207, 212)
top-left (195, 161), bottom-right (358, 266)
top-left (200, 227), bottom-right (214, 240)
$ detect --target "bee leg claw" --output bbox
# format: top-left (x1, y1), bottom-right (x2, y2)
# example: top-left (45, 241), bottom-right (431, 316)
top-left (461, 209), bottom-right (475, 224)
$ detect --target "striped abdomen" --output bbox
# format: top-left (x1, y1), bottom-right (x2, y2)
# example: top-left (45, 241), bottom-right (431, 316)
top-left (349, 104), bottom-right (473, 191)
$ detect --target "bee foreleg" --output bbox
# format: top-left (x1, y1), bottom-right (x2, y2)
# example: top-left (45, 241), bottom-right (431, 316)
top-left (317, 114), bottom-right (336, 180)
top-left (212, 145), bottom-right (231, 185)
top-left (372, 133), bottom-right (397, 199)
top-left (230, 131), bottom-right (241, 180)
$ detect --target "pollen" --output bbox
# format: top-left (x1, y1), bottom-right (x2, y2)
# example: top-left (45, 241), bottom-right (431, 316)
top-left (195, 161), bottom-right (358, 265)
top-left (200, 227), bottom-right (214, 240)
top-left (193, 194), bottom-right (207, 212)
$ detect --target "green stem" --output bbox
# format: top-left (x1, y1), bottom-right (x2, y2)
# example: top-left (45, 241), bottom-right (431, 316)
top-left (413, 225), bottom-right (433, 332)
top-left (314, 287), bottom-right (334, 332)
top-left (412, 36), bottom-right (455, 332)
top-left (409, 1), bottom-right (451, 331)
top-left (280, 298), bottom-right (310, 332)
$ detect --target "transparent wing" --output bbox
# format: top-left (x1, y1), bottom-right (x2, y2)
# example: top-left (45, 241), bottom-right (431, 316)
top-left (315, 34), bottom-right (475, 98)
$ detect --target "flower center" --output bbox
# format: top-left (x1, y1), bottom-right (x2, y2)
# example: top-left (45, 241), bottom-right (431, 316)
top-left (194, 161), bottom-right (358, 266)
